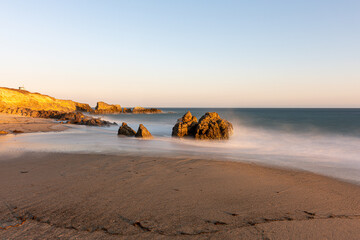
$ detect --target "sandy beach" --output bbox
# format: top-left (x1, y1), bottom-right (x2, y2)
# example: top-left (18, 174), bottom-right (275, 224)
top-left (0, 113), bottom-right (67, 134)
top-left (1, 151), bottom-right (360, 239)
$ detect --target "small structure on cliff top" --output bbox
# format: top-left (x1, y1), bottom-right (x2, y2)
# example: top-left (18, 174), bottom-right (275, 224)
top-left (19, 86), bottom-right (25, 90)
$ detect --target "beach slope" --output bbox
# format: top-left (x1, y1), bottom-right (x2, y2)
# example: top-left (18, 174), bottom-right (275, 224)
top-left (0, 153), bottom-right (360, 239)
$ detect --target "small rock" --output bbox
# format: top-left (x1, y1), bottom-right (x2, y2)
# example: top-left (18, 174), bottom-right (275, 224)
top-left (135, 124), bottom-right (153, 139)
top-left (118, 122), bottom-right (136, 136)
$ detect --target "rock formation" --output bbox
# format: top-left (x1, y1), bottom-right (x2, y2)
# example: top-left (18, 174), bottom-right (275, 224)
top-left (0, 131), bottom-right (8, 135)
top-left (194, 112), bottom-right (233, 140)
top-left (135, 124), bottom-right (153, 139)
top-left (0, 87), bottom-right (93, 113)
top-left (0, 107), bottom-right (115, 127)
top-left (94, 101), bottom-right (122, 114)
top-left (172, 111), bottom-right (233, 140)
top-left (131, 107), bottom-right (162, 114)
top-left (171, 111), bottom-right (198, 137)
top-left (117, 122), bottom-right (136, 136)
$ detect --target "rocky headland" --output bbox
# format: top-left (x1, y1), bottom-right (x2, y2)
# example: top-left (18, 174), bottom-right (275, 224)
top-left (172, 111), bottom-right (233, 140)
top-left (0, 87), bottom-right (163, 129)
top-left (0, 87), bottom-right (93, 113)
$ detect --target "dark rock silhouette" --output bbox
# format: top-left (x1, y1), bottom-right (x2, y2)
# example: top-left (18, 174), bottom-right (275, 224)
top-left (118, 122), bottom-right (136, 136)
top-left (135, 124), bottom-right (153, 139)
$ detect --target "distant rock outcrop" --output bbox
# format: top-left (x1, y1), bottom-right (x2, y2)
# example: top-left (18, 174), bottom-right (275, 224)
top-left (0, 87), bottom-right (93, 113)
top-left (94, 101), bottom-right (122, 114)
top-left (172, 111), bottom-right (198, 138)
top-left (131, 107), bottom-right (162, 114)
top-left (172, 111), bottom-right (233, 140)
top-left (118, 122), bottom-right (136, 136)
top-left (135, 124), bottom-right (153, 139)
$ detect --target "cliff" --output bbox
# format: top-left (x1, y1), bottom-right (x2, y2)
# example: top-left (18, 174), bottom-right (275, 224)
top-left (0, 87), bottom-right (93, 112)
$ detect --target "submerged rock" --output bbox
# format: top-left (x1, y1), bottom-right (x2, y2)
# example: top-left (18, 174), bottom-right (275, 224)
top-left (118, 122), bottom-right (136, 136)
top-left (172, 111), bottom-right (233, 140)
top-left (194, 112), bottom-right (233, 140)
top-left (172, 111), bottom-right (198, 138)
top-left (135, 124), bottom-right (153, 139)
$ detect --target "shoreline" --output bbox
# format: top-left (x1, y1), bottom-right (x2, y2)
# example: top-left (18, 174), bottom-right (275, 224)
top-left (1, 152), bottom-right (360, 239)
top-left (0, 113), bottom-right (68, 134)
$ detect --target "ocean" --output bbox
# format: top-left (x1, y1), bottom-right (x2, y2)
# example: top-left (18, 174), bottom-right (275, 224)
top-left (1, 108), bottom-right (360, 183)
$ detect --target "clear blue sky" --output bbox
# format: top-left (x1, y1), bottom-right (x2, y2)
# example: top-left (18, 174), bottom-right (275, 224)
top-left (1, 0), bottom-right (359, 107)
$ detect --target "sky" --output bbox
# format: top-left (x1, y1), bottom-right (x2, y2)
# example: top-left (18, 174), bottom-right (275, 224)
top-left (0, 0), bottom-right (359, 107)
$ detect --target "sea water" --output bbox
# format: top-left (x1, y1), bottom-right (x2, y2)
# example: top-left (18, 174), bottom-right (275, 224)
top-left (1, 108), bottom-right (359, 183)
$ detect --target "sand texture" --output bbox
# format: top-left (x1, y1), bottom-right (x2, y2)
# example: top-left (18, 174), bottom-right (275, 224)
top-left (0, 113), bottom-right (67, 133)
top-left (1, 152), bottom-right (360, 239)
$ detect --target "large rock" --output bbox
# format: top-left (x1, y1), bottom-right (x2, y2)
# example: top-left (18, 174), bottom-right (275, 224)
top-left (194, 112), bottom-right (233, 140)
top-left (135, 124), bottom-right (153, 139)
top-left (118, 122), bottom-right (136, 136)
top-left (172, 111), bottom-right (198, 138)
top-left (95, 101), bottom-right (122, 114)
top-left (172, 111), bottom-right (233, 140)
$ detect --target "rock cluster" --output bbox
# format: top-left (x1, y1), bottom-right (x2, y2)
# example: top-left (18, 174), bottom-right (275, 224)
top-left (0, 107), bottom-right (114, 127)
top-left (172, 111), bottom-right (233, 140)
top-left (92, 102), bottom-right (162, 115)
top-left (118, 123), bottom-right (153, 139)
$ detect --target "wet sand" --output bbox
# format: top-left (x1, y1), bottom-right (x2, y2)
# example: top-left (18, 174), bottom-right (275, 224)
top-left (0, 113), bottom-right (67, 134)
top-left (1, 152), bottom-right (360, 239)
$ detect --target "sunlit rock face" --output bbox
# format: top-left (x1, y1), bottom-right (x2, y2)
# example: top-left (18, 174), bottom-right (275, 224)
top-left (135, 124), bottom-right (153, 139)
top-left (172, 111), bottom-right (233, 140)
top-left (0, 87), bottom-right (93, 113)
top-left (94, 101), bottom-right (122, 114)
top-left (172, 111), bottom-right (198, 138)
top-left (194, 112), bottom-right (233, 140)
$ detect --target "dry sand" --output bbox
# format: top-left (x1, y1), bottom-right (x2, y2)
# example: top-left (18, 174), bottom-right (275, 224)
top-left (1, 152), bottom-right (360, 239)
top-left (0, 113), bottom-right (67, 134)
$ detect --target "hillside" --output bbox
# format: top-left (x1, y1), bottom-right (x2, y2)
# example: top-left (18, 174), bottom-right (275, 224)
top-left (0, 87), bottom-right (92, 112)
